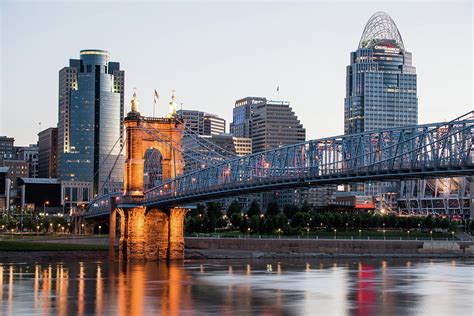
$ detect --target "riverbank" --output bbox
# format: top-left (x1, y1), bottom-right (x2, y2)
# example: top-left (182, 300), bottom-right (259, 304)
top-left (184, 237), bottom-right (474, 259)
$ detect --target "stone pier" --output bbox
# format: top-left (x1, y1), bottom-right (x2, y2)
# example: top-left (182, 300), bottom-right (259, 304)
top-left (111, 206), bottom-right (187, 261)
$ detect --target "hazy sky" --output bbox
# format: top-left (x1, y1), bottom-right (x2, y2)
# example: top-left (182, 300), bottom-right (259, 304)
top-left (1, 1), bottom-right (472, 145)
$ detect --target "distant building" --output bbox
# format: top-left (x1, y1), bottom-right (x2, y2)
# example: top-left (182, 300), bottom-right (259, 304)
top-left (231, 97), bottom-right (266, 139)
top-left (1, 160), bottom-right (28, 207)
top-left (17, 178), bottom-right (62, 214)
top-left (16, 144), bottom-right (39, 178)
top-left (204, 134), bottom-right (252, 157)
top-left (344, 11), bottom-right (417, 135)
top-left (231, 97), bottom-right (305, 153)
top-left (343, 12), bottom-right (418, 209)
top-left (0, 136), bottom-right (15, 160)
top-left (0, 167), bottom-right (7, 212)
top-left (231, 96), bottom-right (305, 209)
top-left (58, 49), bottom-right (124, 195)
top-left (177, 109), bottom-right (226, 136)
top-left (38, 127), bottom-right (58, 178)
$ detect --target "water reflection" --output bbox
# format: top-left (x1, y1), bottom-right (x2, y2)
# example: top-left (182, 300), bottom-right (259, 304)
top-left (0, 258), bottom-right (473, 314)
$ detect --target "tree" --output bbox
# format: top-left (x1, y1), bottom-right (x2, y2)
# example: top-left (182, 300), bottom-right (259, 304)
top-left (266, 201), bottom-right (280, 217)
top-left (448, 221), bottom-right (459, 233)
top-left (226, 200), bottom-right (242, 217)
top-left (439, 218), bottom-right (450, 230)
top-left (469, 220), bottom-right (474, 235)
top-left (283, 204), bottom-right (299, 220)
top-left (300, 200), bottom-right (311, 213)
top-left (290, 212), bottom-right (309, 229)
top-left (423, 215), bottom-right (434, 229)
top-left (247, 200), bottom-right (261, 218)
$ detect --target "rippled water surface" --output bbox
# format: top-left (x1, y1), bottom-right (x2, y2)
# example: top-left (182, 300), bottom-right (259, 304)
top-left (0, 258), bottom-right (473, 315)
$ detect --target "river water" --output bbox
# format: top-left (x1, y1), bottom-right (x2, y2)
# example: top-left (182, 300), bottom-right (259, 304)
top-left (0, 258), bottom-right (472, 315)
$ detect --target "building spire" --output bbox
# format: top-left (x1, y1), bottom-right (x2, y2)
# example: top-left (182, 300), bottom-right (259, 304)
top-left (130, 87), bottom-right (140, 113)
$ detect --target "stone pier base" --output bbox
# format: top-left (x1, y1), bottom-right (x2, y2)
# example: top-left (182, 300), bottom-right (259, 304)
top-left (113, 206), bottom-right (187, 261)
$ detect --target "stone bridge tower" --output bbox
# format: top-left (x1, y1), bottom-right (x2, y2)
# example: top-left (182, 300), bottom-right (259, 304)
top-left (110, 91), bottom-right (187, 261)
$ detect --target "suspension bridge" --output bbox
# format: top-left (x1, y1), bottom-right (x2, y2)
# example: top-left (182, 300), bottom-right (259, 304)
top-left (85, 93), bottom-right (473, 260)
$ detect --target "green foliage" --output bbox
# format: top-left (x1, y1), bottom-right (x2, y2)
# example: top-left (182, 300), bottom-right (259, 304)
top-left (246, 200), bottom-right (261, 218)
top-left (283, 204), bottom-right (299, 219)
top-left (226, 200), bottom-right (242, 217)
top-left (266, 201), bottom-right (280, 217)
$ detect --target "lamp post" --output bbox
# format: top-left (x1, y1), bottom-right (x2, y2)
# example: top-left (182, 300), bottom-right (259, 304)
top-left (36, 225), bottom-right (40, 237)
top-left (430, 230), bottom-right (433, 240)
top-left (359, 229), bottom-right (362, 239)
top-left (99, 225), bottom-right (102, 237)
top-left (81, 223), bottom-right (85, 235)
top-left (306, 226), bottom-right (310, 239)
top-left (346, 222), bottom-right (348, 233)
top-left (383, 229), bottom-right (386, 240)
top-left (334, 229), bottom-right (337, 239)
top-left (407, 230), bottom-right (410, 240)
top-left (63, 196), bottom-right (69, 217)
top-left (43, 201), bottom-right (49, 215)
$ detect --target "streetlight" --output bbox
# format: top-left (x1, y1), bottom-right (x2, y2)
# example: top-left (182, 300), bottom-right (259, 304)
top-left (306, 227), bottom-right (310, 239)
top-left (36, 225), bottom-right (40, 237)
top-left (61, 226), bottom-right (65, 235)
top-left (407, 230), bottom-right (410, 239)
top-left (418, 223), bottom-right (421, 232)
top-left (383, 229), bottom-right (386, 240)
top-left (334, 229), bottom-right (337, 239)
top-left (430, 230), bottom-right (433, 240)
top-left (98, 225), bottom-right (102, 237)
top-left (451, 231), bottom-right (455, 240)
top-left (43, 201), bottom-right (49, 215)
top-left (346, 222), bottom-right (348, 232)
top-left (81, 223), bottom-right (85, 235)
top-left (63, 196), bottom-right (69, 217)
top-left (50, 222), bottom-right (53, 233)
top-left (358, 229), bottom-right (362, 239)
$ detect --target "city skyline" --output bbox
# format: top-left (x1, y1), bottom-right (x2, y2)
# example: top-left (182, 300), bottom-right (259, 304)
top-left (1, 1), bottom-right (472, 145)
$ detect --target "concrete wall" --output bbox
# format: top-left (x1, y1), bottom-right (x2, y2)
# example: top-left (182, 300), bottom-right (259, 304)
top-left (185, 237), bottom-right (474, 256)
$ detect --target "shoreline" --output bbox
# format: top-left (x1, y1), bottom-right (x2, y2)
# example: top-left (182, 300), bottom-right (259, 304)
top-left (0, 248), bottom-right (472, 264)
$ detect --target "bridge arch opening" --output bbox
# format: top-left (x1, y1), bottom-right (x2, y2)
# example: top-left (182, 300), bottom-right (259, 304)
top-left (144, 148), bottom-right (163, 191)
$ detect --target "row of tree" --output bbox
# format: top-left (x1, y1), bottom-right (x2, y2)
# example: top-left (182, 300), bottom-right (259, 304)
top-left (0, 215), bottom-right (69, 233)
top-left (185, 200), bottom-right (472, 235)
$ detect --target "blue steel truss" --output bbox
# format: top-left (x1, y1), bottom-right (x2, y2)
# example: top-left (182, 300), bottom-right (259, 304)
top-left (85, 112), bottom-right (474, 218)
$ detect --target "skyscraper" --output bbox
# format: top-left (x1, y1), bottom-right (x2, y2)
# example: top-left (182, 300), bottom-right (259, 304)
top-left (58, 49), bottom-right (124, 195)
top-left (344, 12), bottom-right (417, 135)
top-left (16, 144), bottom-right (39, 178)
top-left (177, 109), bottom-right (226, 135)
top-left (231, 97), bottom-right (305, 153)
top-left (38, 127), bottom-right (58, 178)
top-left (344, 12), bottom-right (418, 208)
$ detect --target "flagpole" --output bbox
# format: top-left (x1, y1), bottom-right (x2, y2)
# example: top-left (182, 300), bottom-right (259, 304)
top-left (153, 97), bottom-right (156, 117)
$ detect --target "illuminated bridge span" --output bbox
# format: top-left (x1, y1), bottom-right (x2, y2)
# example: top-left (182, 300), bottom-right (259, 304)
top-left (87, 96), bottom-right (473, 261)
top-left (144, 114), bottom-right (473, 207)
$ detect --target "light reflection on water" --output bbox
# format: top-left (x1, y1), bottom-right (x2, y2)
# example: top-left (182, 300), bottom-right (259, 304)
top-left (0, 258), bottom-right (473, 315)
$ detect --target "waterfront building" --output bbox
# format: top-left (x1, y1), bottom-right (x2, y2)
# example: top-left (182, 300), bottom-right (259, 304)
top-left (230, 97), bottom-right (266, 139)
top-left (0, 136), bottom-right (15, 160)
top-left (58, 49), bottom-right (124, 196)
top-left (177, 109), bottom-right (226, 135)
top-left (16, 144), bottom-right (39, 178)
top-left (0, 167), bottom-right (7, 212)
top-left (203, 134), bottom-right (252, 157)
top-left (38, 127), bottom-right (58, 178)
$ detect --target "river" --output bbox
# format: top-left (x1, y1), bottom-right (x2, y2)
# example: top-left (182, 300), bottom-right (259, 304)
top-left (0, 258), bottom-right (473, 315)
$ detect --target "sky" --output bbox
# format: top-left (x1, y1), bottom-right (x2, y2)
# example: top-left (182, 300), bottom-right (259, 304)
top-left (0, 0), bottom-right (472, 146)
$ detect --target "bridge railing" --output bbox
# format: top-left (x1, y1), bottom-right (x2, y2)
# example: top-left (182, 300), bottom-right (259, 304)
top-left (145, 116), bottom-right (474, 204)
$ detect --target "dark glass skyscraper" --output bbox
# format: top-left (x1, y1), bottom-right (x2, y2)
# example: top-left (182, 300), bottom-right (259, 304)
top-left (58, 49), bottom-right (124, 195)
top-left (344, 12), bottom-right (417, 134)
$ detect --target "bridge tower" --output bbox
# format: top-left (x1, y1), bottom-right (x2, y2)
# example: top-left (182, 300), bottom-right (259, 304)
top-left (111, 91), bottom-right (187, 261)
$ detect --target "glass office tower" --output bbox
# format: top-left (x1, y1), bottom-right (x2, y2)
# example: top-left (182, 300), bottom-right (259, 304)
top-left (58, 49), bottom-right (124, 196)
top-left (344, 11), bottom-right (417, 134)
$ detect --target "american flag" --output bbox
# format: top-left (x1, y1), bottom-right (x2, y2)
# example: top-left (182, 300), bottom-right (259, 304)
top-left (154, 89), bottom-right (159, 104)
